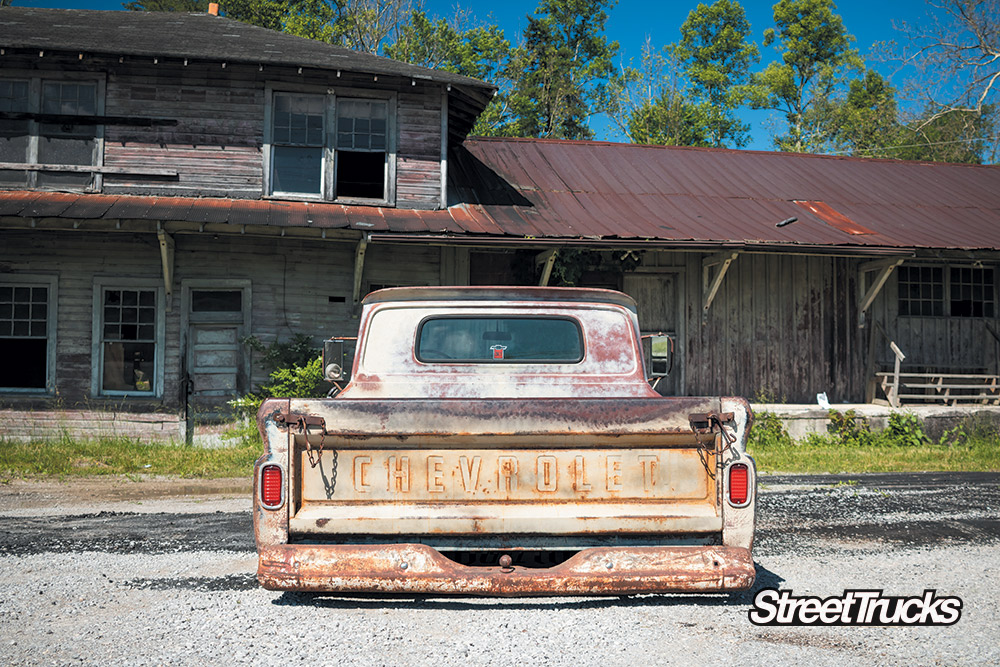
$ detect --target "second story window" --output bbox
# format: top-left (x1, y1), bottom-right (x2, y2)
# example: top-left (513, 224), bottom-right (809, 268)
top-left (0, 76), bottom-right (103, 191)
top-left (265, 88), bottom-right (395, 205)
top-left (335, 99), bottom-right (387, 200)
top-left (271, 93), bottom-right (325, 197)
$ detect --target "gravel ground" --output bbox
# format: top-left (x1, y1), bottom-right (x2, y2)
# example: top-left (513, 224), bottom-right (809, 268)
top-left (0, 472), bottom-right (998, 666)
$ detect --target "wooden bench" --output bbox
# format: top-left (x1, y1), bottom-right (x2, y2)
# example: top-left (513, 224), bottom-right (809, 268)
top-left (876, 371), bottom-right (1000, 406)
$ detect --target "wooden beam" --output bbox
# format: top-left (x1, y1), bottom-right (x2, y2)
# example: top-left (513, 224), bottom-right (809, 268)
top-left (858, 257), bottom-right (904, 326)
top-left (352, 235), bottom-right (369, 313)
top-left (157, 230), bottom-right (175, 313)
top-left (0, 162), bottom-right (178, 177)
top-left (0, 111), bottom-right (178, 127)
top-left (536, 249), bottom-right (559, 286)
top-left (702, 251), bottom-right (739, 322)
top-left (440, 88), bottom-right (449, 210)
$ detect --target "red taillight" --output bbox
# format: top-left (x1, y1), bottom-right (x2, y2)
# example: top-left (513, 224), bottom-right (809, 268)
top-left (728, 463), bottom-right (749, 505)
top-left (261, 464), bottom-right (283, 508)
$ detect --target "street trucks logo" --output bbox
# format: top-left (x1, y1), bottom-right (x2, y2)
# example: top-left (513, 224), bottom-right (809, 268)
top-left (748, 589), bottom-right (962, 626)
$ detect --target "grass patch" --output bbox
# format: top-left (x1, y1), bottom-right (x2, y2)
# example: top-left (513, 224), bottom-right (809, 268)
top-left (750, 440), bottom-right (1000, 473)
top-left (749, 409), bottom-right (1000, 474)
top-left (0, 434), bottom-right (260, 479)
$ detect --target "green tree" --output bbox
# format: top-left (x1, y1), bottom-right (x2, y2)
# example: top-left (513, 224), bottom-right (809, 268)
top-left (219, 0), bottom-right (288, 31)
top-left (385, 10), bottom-right (514, 136)
top-left (602, 40), bottom-right (708, 145)
top-left (882, 0), bottom-right (998, 163)
top-left (506, 0), bottom-right (620, 139)
top-left (674, 0), bottom-right (759, 147)
top-left (752, 0), bottom-right (862, 152)
top-left (896, 105), bottom-right (997, 164)
top-left (824, 69), bottom-right (901, 158)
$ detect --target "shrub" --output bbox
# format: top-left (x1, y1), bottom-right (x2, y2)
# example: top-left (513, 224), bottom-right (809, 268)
top-left (225, 337), bottom-right (330, 446)
top-left (885, 411), bottom-right (930, 447)
top-left (748, 411), bottom-right (793, 450)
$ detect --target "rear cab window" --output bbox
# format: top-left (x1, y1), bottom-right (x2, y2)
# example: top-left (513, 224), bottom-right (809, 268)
top-left (416, 317), bottom-right (583, 363)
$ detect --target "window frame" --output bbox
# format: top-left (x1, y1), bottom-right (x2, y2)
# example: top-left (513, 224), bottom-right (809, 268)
top-left (897, 263), bottom-right (996, 319)
top-left (0, 274), bottom-right (58, 395)
top-left (0, 70), bottom-right (106, 193)
top-left (91, 278), bottom-right (165, 398)
top-left (263, 84), bottom-right (396, 206)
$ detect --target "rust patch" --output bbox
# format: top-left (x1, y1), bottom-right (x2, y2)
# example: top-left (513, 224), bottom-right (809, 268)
top-left (795, 200), bottom-right (875, 235)
top-left (257, 543), bottom-right (755, 596)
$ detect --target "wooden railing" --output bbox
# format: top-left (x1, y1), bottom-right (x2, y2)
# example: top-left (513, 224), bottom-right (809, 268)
top-left (875, 371), bottom-right (1000, 406)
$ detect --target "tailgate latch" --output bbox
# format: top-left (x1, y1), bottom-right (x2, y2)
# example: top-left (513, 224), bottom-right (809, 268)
top-left (689, 412), bottom-right (737, 452)
top-left (275, 412), bottom-right (327, 433)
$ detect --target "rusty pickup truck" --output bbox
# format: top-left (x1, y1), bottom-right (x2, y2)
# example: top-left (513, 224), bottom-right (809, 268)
top-left (253, 286), bottom-right (756, 595)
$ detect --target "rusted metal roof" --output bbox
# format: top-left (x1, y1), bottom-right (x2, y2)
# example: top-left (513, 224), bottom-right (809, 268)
top-left (3, 138), bottom-right (1000, 253)
top-left (452, 138), bottom-right (1000, 252)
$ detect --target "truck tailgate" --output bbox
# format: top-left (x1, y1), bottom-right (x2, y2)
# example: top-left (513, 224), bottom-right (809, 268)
top-left (271, 397), bottom-right (746, 538)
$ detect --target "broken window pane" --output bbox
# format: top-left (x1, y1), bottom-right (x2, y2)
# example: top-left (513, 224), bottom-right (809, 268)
top-left (336, 151), bottom-right (385, 199)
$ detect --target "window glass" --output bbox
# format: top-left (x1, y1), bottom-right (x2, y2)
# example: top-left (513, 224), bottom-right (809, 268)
top-left (0, 79), bottom-right (30, 186)
top-left (336, 100), bottom-right (387, 151)
top-left (272, 94), bottom-right (324, 145)
top-left (0, 284), bottom-right (48, 389)
top-left (191, 290), bottom-right (242, 312)
top-left (417, 317), bottom-right (583, 363)
top-left (951, 267), bottom-right (995, 317)
top-left (897, 266), bottom-right (943, 317)
top-left (101, 289), bottom-right (156, 393)
top-left (272, 145), bottom-right (323, 195)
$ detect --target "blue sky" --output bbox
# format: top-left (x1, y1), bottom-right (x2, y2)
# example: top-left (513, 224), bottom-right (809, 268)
top-left (9, 0), bottom-right (935, 150)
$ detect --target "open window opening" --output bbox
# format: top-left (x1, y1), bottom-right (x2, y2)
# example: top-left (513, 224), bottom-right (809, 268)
top-left (0, 282), bottom-right (53, 391)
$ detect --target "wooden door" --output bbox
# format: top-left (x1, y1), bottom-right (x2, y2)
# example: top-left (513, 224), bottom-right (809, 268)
top-left (623, 273), bottom-right (682, 395)
top-left (187, 324), bottom-right (242, 410)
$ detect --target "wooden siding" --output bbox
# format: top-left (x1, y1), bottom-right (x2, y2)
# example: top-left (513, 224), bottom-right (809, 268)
top-left (2, 55), bottom-right (444, 207)
top-left (676, 253), bottom-right (864, 403)
top-left (0, 408), bottom-right (183, 442)
top-left (868, 267), bottom-right (1000, 376)
top-left (396, 92), bottom-right (443, 209)
top-left (0, 230), bottom-right (444, 418)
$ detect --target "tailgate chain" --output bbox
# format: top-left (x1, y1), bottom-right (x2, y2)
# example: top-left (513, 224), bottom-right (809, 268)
top-left (689, 412), bottom-right (737, 454)
top-left (276, 413), bottom-right (328, 468)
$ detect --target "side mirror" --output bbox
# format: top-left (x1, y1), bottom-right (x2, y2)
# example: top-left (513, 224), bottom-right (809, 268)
top-left (322, 339), bottom-right (345, 381)
top-left (645, 334), bottom-right (674, 378)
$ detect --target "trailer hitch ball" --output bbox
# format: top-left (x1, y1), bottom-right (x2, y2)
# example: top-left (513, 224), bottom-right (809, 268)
top-left (499, 554), bottom-right (513, 572)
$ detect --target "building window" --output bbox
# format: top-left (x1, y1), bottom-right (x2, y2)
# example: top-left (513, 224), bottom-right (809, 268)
top-left (336, 99), bottom-right (387, 199)
top-left (270, 93), bottom-right (325, 197)
top-left (951, 267), bottom-right (995, 317)
top-left (897, 266), bottom-right (943, 317)
top-left (0, 76), bottom-right (103, 191)
top-left (265, 88), bottom-right (395, 204)
top-left (0, 277), bottom-right (56, 392)
top-left (93, 281), bottom-right (163, 397)
top-left (898, 265), bottom-right (995, 318)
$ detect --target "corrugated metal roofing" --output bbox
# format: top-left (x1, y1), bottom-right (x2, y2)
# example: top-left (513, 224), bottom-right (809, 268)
top-left (3, 138), bottom-right (1000, 252)
top-left (452, 139), bottom-right (1000, 251)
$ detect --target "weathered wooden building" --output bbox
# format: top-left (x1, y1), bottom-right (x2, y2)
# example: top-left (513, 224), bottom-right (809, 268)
top-left (2, 7), bottom-right (1000, 441)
